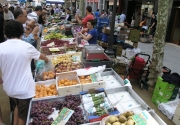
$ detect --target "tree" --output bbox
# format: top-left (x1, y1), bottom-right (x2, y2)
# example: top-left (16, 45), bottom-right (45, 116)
top-left (79, 0), bottom-right (85, 17)
top-left (64, 0), bottom-right (68, 9)
top-left (147, 0), bottom-right (170, 91)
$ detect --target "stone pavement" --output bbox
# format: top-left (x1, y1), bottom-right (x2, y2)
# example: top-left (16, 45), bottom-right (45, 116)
top-left (138, 42), bottom-right (180, 74)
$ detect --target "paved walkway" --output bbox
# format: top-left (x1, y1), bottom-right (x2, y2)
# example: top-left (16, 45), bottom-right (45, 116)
top-left (138, 42), bottom-right (180, 74)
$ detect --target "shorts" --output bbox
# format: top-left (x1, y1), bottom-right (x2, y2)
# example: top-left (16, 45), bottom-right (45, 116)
top-left (149, 28), bottom-right (156, 36)
top-left (12, 98), bottom-right (31, 121)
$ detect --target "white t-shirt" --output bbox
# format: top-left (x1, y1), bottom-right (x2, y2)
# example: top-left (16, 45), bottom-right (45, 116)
top-left (4, 10), bottom-right (14, 20)
top-left (0, 39), bottom-right (40, 99)
top-left (120, 14), bottom-right (126, 23)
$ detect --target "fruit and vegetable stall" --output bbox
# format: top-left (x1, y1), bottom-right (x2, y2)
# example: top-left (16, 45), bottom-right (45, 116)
top-left (27, 20), bottom-right (167, 125)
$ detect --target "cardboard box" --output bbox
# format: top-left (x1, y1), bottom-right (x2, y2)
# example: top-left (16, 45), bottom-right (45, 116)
top-left (158, 90), bottom-right (173, 99)
top-left (154, 77), bottom-right (175, 92)
top-left (56, 71), bottom-right (82, 96)
top-left (175, 103), bottom-right (180, 117)
top-left (102, 27), bottom-right (110, 34)
top-left (172, 115), bottom-right (180, 125)
top-left (33, 79), bottom-right (58, 101)
top-left (129, 30), bottom-right (140, 42)
top-left (79, 73), bottom-right (105, 91)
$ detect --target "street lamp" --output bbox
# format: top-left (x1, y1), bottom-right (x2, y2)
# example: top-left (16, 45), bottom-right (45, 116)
top-left (105, 0), bottom-right (117, 57)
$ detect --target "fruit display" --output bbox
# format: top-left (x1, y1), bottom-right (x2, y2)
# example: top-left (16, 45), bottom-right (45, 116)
top-left (42, 71), bottom-right (56, 81)
top-left (35, 84), bottom-right (58, 98)
top-left (58, 79), bottom-right (78, 87)
top-left (44, 32), bottom-right (67, 40)
top-left (41, 46), bottom-right (66, 55)
top-left (55, 62), bottom-right (83, 73)
top-left (51, 53), bottom-right (81, 66)
top-left (104, 111), bottom-right (135, 125)
top-left (79, 75), bottom-right (92, 84)
top-left (29, 95), bottom-right (85, 125)
top-left (41, 39), bottom-right (68, 47)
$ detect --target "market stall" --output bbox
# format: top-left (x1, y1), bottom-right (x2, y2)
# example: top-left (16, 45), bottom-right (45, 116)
top-left (26, 15), bottom-right (168, 125)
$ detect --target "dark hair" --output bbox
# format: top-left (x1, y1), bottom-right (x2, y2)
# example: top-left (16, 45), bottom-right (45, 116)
top-left (35, 6), bottom-right (42, 11)
top-left (5, 20), bottom-right (24, 39)
top-left (87, 20), bottom-right (96, 26)
top-left (13, 9), bottom-right (23, 19)
top-left (97, 9), bottom-right (99, 11)
top-left (86, 6), bottom-right (92, 13)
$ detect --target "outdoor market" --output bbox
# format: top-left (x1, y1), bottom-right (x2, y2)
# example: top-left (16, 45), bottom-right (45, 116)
top-left (0, 0), bottom-right (180, 125)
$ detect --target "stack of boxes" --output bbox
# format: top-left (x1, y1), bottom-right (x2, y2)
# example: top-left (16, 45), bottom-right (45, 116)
top-left (129, 29), bottom-right (140, 48)
top-left (152, 77), bottom-right (180, 106)
top-left (117, 26), bottom-right (130, 43)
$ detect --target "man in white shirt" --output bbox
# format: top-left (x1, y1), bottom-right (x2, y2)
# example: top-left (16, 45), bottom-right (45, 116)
top-left (120, 12), bottom-right (126, 23)
top-left (0, 20), bottom-right (48, 125)
top-left (3, 7), bottom-right (14, 22)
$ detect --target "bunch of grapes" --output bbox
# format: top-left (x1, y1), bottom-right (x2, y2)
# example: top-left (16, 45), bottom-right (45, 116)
top-left (30, 101), bottom-right (54, 125)
top-left (64, 95), bottom-right (81, 106)
top-left (29, 95), bottom-right (85, 125)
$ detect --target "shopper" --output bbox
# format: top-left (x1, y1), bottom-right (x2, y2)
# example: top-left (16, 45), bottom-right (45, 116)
top-left (27, 6), bottom-right (42, 25)
top-left (38, 10), bottom-right (46, 37)
top-left (22, 21), bottom-right (39, 48)
top-left (78, 20), bottom-right (97, 44)
top-left (94, 9), bottom-right (100, 18)
top-left (3, 6), bottom-right (14, 23)
top-left (0, 20), bottom-right (48, 125)
top-left (14, 8), bottom-right (27, 24)
top-left (149, 12), bottom-right (157, 42)
top-left (75, 6), bottom-right (94, 28)
top-left (65, 8), bottom-right (71, 21)
top-left (119, 11), bottom-right (126, 23)
top-left (50, 6), bottom-right (54, 15)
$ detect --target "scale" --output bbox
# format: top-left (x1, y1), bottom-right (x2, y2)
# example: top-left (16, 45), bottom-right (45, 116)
top-left (83, 45), bottom-right (105, 61)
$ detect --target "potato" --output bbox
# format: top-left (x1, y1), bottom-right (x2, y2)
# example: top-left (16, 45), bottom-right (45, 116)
top-left (105, 123), bottom-right (111, 125)
top-left (127, 116), bottom-right (133, 120)
top-left (112, 122), bottom-right (121, 125)
top-left (119, 115), bottom-right (127, 123)
top-left (108, 116), bottom-right (118, 124)
top-left (125, 111), bottom-right (134, 117)
top-left (126, 119), bottom-right (134, 125)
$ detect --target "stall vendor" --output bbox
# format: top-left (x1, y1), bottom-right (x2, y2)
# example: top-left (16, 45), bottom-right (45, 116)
top-left (75, 6), bottom-right (94, 28)
top-left (78, 20), bottom-right (97, 44)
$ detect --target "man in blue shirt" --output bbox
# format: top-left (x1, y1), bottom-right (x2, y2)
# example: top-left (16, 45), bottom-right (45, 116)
top-left (94, 9), bottom-right (100, 18)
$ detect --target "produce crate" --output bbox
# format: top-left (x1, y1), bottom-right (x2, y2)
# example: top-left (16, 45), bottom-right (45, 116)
top-left (26, 95), bottom-right (84, 125)
top-left (129, 30), bottom-right (140, 42)
top-left (105, 86), bottom-right (151, 113)
top-left (40, 46), bottom-right (66, 55)
top-left (56, 71), bottom-right (82, 96)
top-left (154, 97), bottom-right (169, 106)
top-left (80, 88), bottom-right (120, 123)
top-left (79, 73), bottom-right (105, 91)
top-left (113, 63), bottom-right (127, 75)
top-left (101, 68), bottom-right (124, 89)
top-left (33, 80), bottom-right (58, 101)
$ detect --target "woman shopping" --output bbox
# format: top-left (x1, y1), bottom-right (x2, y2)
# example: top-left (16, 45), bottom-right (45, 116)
top-left (78, 20), bottom-right (97, 44)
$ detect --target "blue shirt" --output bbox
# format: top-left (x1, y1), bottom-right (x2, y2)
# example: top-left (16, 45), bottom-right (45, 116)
top-left (88, 28), bottom-right (98, 44)
top-left (95, 11), bottom-right (100, 18)
top-left (22, 33), bottom-right (37, 48)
